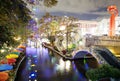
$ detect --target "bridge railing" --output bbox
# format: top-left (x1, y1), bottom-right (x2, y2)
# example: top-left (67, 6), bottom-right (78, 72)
top-left (85, 36), bottom-right (120, 46)
top-left (91, 47), bottom-right (108, 64)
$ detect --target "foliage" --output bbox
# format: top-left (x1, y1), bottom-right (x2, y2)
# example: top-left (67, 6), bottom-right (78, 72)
top-left (44, 0), bottom-right (58, 7)
top-left (8, 70), bottom-right (16, 81)
top-left (0, 0), bottom-right (31, 48)
top-left (67, 44), bottom-right (76, 53)
top-left (86, 64), bottom-right (120, 81)
top-left (0, 0), bottom-right (31, 26)
top-left (0, 26), bottom-right (19, 48)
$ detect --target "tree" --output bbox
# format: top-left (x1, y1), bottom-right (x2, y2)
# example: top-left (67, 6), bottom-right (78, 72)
top-left (0, 0), bottom-right (31, 27)
top-left (26, 0), bottom-right (58, 7)
top-left (0, 0), bottom-right (32, 47)
top-left (43, 0), bottom-right (58, 7)
top-left (0, 26), bottom-right (18, 48)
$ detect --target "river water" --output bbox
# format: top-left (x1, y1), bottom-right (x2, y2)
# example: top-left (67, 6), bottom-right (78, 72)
top-left (15, 46), bottom-right (92, 81)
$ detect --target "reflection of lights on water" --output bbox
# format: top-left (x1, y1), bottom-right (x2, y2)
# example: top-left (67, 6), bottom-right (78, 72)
top-left (31, 74), bottom-right (35, 76)
top-left (35, 70), bottom-right (37, 72)
top-left (56, 58), bottom-right (71, 72)
top-left (84, 63), bottom-right (89, 70)
top-left (31, 64), bottom-right (36, 67)
top-left (51, 57), bottom-right (56, 64)
top-left (34, 79), bottom-right (37, 81)
top-left (35, 60), bottom-right (38, 63)
top-left (29, 72), bottom-right (37, 79)
top-left (59, 58), bottom-right (65, 70)
top-left (33, 55), bottom-right (37, 58)
top-left (65, 60), bottom-right (71, 71)
top-left (29, 76), bottom-right (31, 78)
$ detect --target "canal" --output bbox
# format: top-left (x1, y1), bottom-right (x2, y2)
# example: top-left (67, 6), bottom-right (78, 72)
top-left (15, 47), bottom-right (90, 81)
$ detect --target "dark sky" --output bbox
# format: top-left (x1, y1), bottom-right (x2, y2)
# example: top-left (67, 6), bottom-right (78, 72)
top-left (34, 0), bottom-right (120, 21)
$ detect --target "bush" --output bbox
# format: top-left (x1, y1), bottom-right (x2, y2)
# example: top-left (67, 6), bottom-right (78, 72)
top-left (86, 64), bottom-right (120, 81)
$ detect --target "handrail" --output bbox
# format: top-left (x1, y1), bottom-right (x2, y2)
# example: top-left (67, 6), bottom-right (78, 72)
top-left (13, 54), bottom-right (26, 81)
top-left (93, 46), bottom-right (120, 69)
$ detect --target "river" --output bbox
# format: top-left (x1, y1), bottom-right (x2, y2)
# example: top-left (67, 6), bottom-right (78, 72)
top-left (15, 46), bottom-right (97, 81)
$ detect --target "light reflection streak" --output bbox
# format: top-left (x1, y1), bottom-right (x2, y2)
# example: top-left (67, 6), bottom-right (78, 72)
top-left (55, 58), bottom-right (71, 72)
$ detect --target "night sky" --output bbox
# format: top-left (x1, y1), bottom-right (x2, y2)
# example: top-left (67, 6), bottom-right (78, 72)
top-left (34, 0), bottom-right (120, 21)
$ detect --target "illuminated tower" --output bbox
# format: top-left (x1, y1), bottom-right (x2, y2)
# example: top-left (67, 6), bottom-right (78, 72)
top-left (107, 5), bottom-right (118, 36)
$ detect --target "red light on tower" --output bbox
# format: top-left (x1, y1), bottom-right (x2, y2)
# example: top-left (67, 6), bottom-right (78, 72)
top-left (107, 5), bottom-right (118, 36)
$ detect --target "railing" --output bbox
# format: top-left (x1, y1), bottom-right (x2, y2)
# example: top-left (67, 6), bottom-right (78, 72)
top-left (14, 53), bottom-right (26, 81)
top-left (92, 46), bottom-right (120, 69)
top-left (91, 47), bottom-right (108, 64)
top-left (93, 36), bottom-right (120, 46)
top-left (42, 43), bottom-right (94, 61)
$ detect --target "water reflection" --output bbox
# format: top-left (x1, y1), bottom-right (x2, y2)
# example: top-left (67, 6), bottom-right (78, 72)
top-left (15, 47), bottom-right (89, 81)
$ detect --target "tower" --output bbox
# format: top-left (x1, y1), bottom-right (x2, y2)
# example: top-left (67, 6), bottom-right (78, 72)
top-left (107, 5), bottom-right (118, 36)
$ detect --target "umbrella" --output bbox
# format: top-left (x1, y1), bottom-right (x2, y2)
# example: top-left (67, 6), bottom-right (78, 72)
top-left (11, 52), bottom-right (20, 55)
top-left (6, 54), bottom-right (18, 59)
top-left (0, 59), bottom-right (7, 64)
top-left (16, 48), bottom-right (24, 51)
top-left (7, 58), bottom-right (16, 65)
top-left (0, 64), bottom-right (13, 71)
top-left (0, 72), bottom-right (9, 81)
top-left (13, 49), bottom-right (22, 52)
top-left (18, 45), bottom-right (26, 49)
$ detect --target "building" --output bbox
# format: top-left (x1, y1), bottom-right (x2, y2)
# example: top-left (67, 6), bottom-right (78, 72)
top-left (74, 16), bottom-right (120, 36)
top-left (74, 20), bottom-right (98, 36)
top-left (97, 16), bottom-right (120, 36)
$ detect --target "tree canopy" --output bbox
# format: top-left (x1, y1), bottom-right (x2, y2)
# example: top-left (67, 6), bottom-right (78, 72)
top-left (0, 0), bottom-right (31, 48)
top-left (0, 0), bottom-right (31, 27)
top-left (0, 0), bottom-right (58, 48)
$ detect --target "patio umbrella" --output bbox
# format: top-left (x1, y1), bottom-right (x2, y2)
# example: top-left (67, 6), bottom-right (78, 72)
top-left (11, 52), bottom-right (20, 55)
top-left (0, 72), bottom-right (9, 81)
top-left (6, 54), bottom-right (18, 59)
top-left (0, 64), bottom-right (13, 71)
top-left (18, 45), bottom-right (26, 49)
top-left (16, 48), bottom-right (24, 51)
top-left (0, 59), bottom-right (7, 64)
top-left (13, 49), bottom-right (22, 52)
top-left (7, 58), bottom-right (16, 65)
